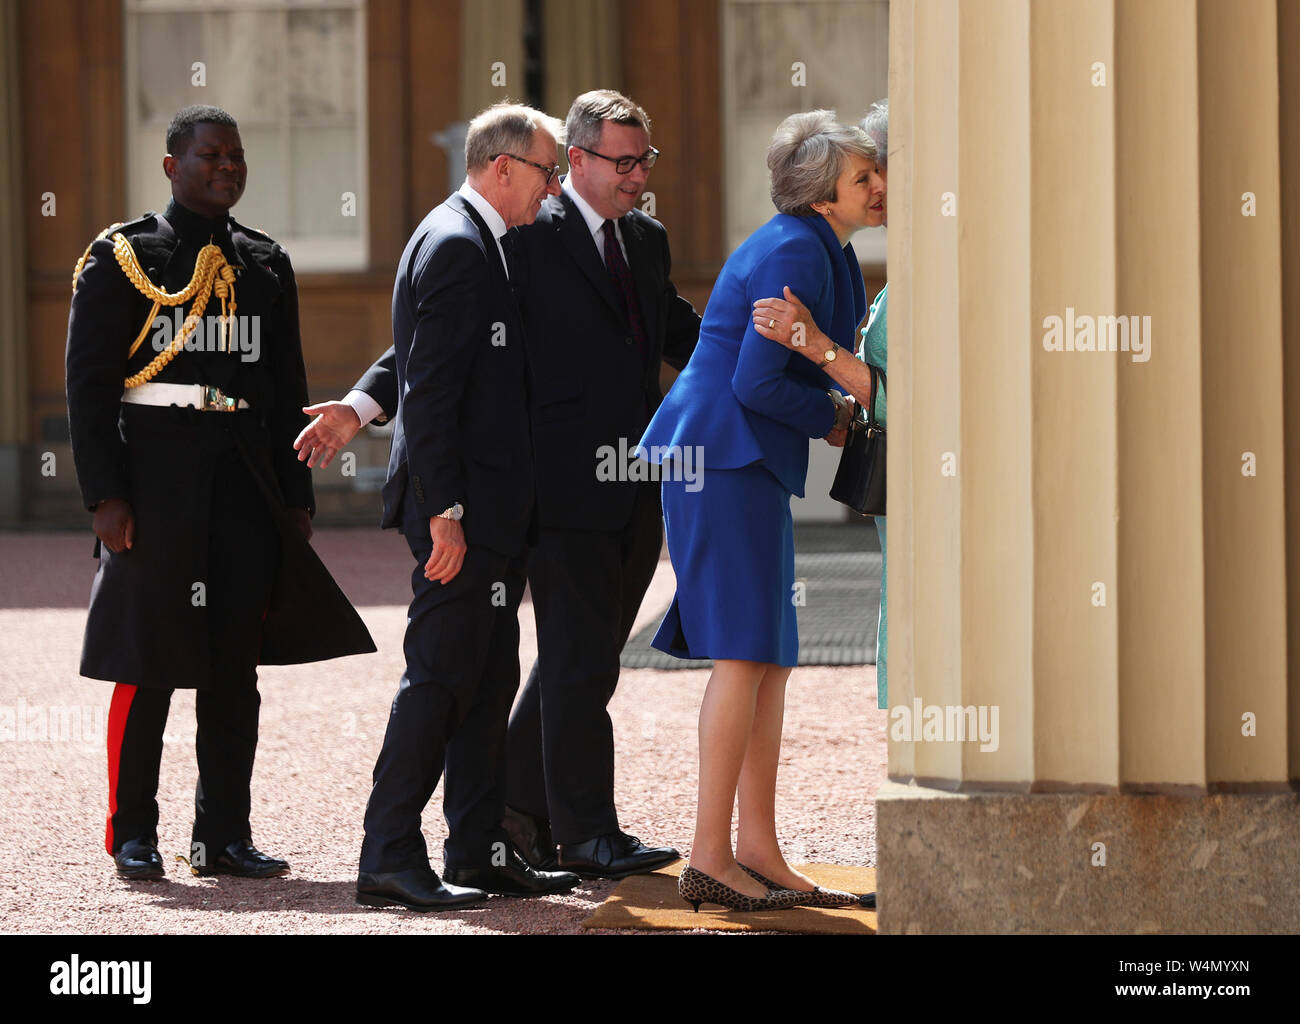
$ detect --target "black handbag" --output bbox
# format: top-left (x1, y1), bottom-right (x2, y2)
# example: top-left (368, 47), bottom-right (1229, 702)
top-left (829, 364), bottom-right (886, 517)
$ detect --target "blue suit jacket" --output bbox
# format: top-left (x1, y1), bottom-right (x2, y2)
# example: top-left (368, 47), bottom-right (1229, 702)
top-left (638, 213), bottom-right (866, 496)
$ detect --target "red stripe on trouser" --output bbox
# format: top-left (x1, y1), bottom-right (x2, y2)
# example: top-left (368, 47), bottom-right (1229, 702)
top-left (105, 683), bottom-right (138, 854)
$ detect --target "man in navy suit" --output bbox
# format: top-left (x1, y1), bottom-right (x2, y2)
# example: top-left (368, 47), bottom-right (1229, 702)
top-left (299, 91), bottom-right (700, 881)
top-left (354, 103), bottom-right (580, 912)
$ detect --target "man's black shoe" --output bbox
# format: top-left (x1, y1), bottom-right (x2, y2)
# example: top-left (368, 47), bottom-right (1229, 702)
top-left (356, 868), bottom-right (486, 911)
top-left (190, 838), bottom-right (290, 878)
top-left (443, 844), bottom-right (579, 896)
top-left (557, 831), bottom-right (681, 880)
top-left (861, 891), bottom-right (877, 910)
top-left (114, 838), bottom-right (165, 880)
top-left (502, 805), bottom-right (557, 870)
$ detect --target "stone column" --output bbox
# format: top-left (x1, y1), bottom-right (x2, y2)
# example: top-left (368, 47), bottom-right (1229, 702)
top-left (541, 0), bottom-right (621, 123)
top-left (460, 0), bottom-right (526, 119)
top-left (878, 0), bottom-right (1300, 933)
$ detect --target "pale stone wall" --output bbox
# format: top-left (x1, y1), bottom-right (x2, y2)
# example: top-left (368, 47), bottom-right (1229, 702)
top-left (881, 0), bottom-right (1299, 932)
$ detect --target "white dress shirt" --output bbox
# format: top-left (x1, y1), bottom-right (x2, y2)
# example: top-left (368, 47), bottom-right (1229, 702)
top-left (562, 174), bottom-right (628, 265)
top-left (456, 178), bottom-right (511, 279)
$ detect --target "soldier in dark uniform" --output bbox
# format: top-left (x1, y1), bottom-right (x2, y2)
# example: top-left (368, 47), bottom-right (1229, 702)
top-left (66, 104), bottom-right (374, 881)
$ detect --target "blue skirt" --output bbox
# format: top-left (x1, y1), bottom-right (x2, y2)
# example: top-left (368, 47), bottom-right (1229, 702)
top-left (652, 463), bottom-right (798, 666)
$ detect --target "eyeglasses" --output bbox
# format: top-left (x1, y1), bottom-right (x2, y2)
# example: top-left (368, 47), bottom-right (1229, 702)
top-left (492, 152), bottom-right (560, 185)
top-left (573, 145), bottom-right (660, 175)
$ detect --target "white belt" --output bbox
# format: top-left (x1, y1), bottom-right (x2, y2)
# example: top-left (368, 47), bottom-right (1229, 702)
top-left (121, 383), bottom-right (249, 412)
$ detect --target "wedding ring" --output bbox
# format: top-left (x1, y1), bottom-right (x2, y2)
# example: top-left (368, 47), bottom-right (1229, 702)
top-left (769, 318), bottom-right (776, 329)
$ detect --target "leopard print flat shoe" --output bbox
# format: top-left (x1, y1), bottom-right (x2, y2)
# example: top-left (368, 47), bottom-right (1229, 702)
top-left (677, 864), bottom-right (807, 912)
top-left (738, 863), bottom-right (867, 908)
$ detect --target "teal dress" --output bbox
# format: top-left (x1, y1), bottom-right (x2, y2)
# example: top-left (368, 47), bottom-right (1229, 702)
top-left (860, 285), bottom-right (887, 709)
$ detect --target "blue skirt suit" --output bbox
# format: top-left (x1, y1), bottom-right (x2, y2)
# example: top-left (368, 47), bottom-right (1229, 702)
top-left (638, 213), bottom-right (867, 666)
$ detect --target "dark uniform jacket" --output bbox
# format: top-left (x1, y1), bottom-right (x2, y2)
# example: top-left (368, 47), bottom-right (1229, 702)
top-left (66, 199), bottom-right (375, 688)
top-left (357, 187), bottom-right (700, 533)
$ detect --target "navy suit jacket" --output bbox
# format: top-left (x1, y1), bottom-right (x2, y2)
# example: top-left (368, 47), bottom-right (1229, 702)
top-left (638, 213), bottom-right (866, 497)
top-left (360, 187), bottom-right (699, 532)
top-left (382, 191), bottom-right (535, 557)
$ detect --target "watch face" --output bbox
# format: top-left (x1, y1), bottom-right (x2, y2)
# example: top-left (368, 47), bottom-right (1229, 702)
top-left (825, 348), bottom-right (837, 361)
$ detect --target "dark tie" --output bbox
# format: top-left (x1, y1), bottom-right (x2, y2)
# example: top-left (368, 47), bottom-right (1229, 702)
top-left (602, 219), bottom-right (647, 359)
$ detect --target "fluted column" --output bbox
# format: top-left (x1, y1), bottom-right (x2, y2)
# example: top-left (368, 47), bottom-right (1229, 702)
top-left (879, 0), bottom-right (1299, 933)
top-left (1193, 0), bottom-right (1288, 789)
top-left (542, 0), bottom-right (621, 123)
top-left (460, 0), bottom-right (525, 118)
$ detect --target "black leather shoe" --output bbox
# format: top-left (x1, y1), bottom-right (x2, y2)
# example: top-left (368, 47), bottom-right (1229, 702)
top-left (444, 844), bottom-right (580, 897)
top-left (502, 805), bottom-right (557, 870)
top-left (114, 838), bottom-right (164, 880)
top-left (861, 891), bottom-right (877, 910)
top-left (557, 831), bottom-right (681, 880)
top-left (356, 868), bottom-right (486, 911)
top-left (190, 838), bottom-right (290, 878)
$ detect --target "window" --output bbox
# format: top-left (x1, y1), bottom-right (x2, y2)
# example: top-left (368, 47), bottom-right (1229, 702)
top-left (125, 0), bottom-right (368, 271)
top-left (722, 0), bottom-right (889, 267)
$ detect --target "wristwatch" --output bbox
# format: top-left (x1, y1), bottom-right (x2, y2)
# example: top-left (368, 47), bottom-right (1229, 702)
top-left (817, 346), bottom-right (838, 368)
top-left (437, 503), bottom-right (464, 521)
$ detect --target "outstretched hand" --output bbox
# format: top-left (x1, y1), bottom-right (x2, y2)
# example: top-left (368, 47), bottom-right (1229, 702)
top-left (294, 401), bottom-right (363, 469)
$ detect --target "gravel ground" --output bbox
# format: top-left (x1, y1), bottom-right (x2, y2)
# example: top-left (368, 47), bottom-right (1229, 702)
top-left (0, 529), bottom-right (887, 935)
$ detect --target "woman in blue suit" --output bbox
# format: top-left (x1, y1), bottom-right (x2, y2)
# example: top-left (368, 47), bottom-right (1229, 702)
top-left (639, 110), bottom-right (884, 911)
top-left (756, 101), bottom-right (890, 712)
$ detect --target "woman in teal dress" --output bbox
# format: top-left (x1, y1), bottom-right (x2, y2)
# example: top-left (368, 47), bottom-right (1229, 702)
top-left (754, 100), bottom-right (889, 710)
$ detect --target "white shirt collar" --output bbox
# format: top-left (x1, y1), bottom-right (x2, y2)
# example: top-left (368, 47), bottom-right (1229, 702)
top-left (458, 179), bottom-right (510, 240)
top-left (457, 179), bottom-right (510, 277)
top-left (562, 175), bottom-right (609, 236)
top-left (562, 175), bottom-right (626, 263)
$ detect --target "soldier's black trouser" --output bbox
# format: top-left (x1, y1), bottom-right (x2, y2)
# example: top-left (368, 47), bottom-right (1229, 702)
top-left (104, 439), bottom-right (277, 862)
top-left (105, 683), bottom-right (261, 862)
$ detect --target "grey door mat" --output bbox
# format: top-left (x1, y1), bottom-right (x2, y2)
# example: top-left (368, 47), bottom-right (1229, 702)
top-left (621, 522), bottom-right (882, 670)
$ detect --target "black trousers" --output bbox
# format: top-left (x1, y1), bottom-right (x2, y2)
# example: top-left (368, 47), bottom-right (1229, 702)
top-left (505, 481), bottom-right (664, 844)
top-left (104, 442), bottom-right (276, 858)
top-left (359, 539), bottom-right (528, 874)
top-left (105, 683), bottom-right (261, 859)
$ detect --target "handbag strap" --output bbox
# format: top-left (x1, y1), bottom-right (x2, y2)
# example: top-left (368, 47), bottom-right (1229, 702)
top-left (863, 364), bottom-right (884, 431)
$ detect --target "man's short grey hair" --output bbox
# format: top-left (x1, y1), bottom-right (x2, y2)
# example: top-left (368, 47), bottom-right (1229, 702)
top-left (565, 89), bottom-right (652, 152)
top-left (767, 110), bottom-right (877, 217)
top-left (465, 102), bottom-right (565, 172)
top-left (861, 99), bottom-right (888, 167)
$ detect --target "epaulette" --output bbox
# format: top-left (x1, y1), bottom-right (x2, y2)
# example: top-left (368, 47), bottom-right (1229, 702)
top-left (229, 217), bottom-right (278, 245)
top-left (71, 213), bottom-right (159, 292)
top-left (112, 211), bottom-right (161, 237)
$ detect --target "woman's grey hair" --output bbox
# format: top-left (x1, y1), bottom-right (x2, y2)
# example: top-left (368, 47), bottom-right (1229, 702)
top-left (766, 110), bottom-right (877, 217)
top-left (465, 102), bottom-right (564, 172)
top-left (566, 89), bottom-right (652, 152)
top-left (861, 99), bottom-right (888, 167)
